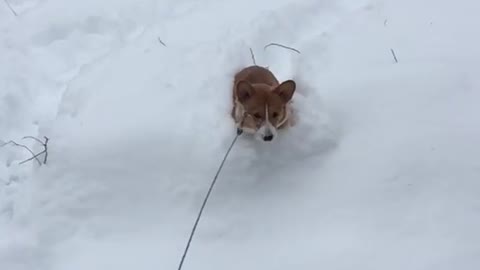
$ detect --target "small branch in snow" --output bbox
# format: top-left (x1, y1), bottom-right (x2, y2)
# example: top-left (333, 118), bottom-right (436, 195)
top-left (21, 136), bottom-right (49, 164)
top-left (390, 48), bottom-right (398, 63)
top-left (264, 43), bottom-right (301, 54)
top-left (0, 136), bottom-right (50, 166)
top-left (157, 37), bottom-right (166, 47)
top-left (19, 150), bottom-right (44, 165)
top-left (44, 137), bottom-right (49, 164)
top-left (1, 140), bottom-right (42, 166)
top-left (249, 48), bottom-right (257, 65)
top-left (3, 0), bottom-right (17, 16)
top-left (22, 136), bottom-right (44, 145)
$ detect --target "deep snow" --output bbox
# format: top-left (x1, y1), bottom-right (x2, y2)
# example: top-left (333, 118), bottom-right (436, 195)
top-left (1, 0), bottom-right (480, 269)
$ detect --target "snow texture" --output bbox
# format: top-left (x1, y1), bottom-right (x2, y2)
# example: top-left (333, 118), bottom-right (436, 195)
top-left (1, 0), bottom-right (480, 269)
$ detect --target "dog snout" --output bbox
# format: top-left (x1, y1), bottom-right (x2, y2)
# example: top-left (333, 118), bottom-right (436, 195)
top-left (263, 134), bottom-right (274, 141)
top-left (257, 123), bottom-right (276, 142)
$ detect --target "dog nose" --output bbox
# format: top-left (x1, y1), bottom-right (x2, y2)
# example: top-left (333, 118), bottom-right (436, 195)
top-left (263, 135), bottom-right (274, 141)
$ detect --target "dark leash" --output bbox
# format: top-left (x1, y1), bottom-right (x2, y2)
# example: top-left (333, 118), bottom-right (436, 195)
top-left (176, 128), bottom-right (243, 270)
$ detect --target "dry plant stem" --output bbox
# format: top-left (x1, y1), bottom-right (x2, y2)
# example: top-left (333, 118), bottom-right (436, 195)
top-left (0, 140), bottom-right (42, 166)
top-left (249, 48), bottom-right (257, 65)
top-left (390, 48), bottom-right (398, 63)
top-left (3, 0), bottom-right (17, 16)
top-left (43, 137), bottom-right (49, 164)
top-left (158, 37), bottom-right (166, 47)
top-left (19, 150), bottom-right (45, 165)
top-left (264, 42), bottom-right (301, 54)
top-left (22, 136), bottom-right (49, 164)
top-left (23, 136), bottom-right (44, 145)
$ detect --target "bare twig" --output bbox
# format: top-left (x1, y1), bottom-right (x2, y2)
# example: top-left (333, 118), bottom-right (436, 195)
top-left (390, 48), bottom-right (398, 63)
top-left (264, 42), bottom-right (301, 54)
top-left (1, 136), bottom-right (50, 166)
top-left (3, 0), bottom-right (17, 16)
top-left (1, 140), bottom-right (42, 166)
top-left (43, 136), bottom-right (49, 164)
top-left (19, 150), bottom-right (45, 165)
top-left (22, 136), bottom-right (49, 164)
top-left (249, 48), bottom-right (257, 65)
top-left (22, 136), bottom-right (44, 145)
top-left (158, 37), bottom-right (166, 47)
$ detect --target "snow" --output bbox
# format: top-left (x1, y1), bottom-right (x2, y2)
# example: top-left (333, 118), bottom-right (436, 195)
top-left (1, 0), bottom-right (480, 269)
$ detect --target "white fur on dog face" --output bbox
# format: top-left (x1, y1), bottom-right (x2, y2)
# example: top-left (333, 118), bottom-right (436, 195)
top-left (236, 100), bottom-right (280, 141)
top-left (255, 104), bottom-right (277, 141)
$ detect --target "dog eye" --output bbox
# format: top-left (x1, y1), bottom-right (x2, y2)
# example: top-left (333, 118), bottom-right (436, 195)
top-left (272, 112), bottom-right (279, 118)
top-left (253, 113), bottom-right (262, 119)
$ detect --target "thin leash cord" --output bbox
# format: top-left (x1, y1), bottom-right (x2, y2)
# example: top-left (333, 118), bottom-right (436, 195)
top-left (177, 130), bottom-right (242, 270)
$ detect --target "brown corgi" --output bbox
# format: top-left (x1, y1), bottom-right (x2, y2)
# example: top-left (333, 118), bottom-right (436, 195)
top-left (231, 65), bottom-right (296, 141)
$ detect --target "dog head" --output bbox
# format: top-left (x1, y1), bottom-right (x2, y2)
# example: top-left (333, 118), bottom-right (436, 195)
top-left (235, 80), bottom-right (296, 141)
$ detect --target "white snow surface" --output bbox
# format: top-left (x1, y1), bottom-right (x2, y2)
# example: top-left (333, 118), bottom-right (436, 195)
top-left (1, 0), bottom-right (480, 269)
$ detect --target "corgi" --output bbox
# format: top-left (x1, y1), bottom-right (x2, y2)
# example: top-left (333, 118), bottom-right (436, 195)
top-left (231, 65), bottom-right (296, 141)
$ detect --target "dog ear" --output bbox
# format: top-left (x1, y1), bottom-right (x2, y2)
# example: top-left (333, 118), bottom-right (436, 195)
top-left (236, 81), bottom-right (255, 103)
top-left (273, 80), bottom-right (296, 103)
